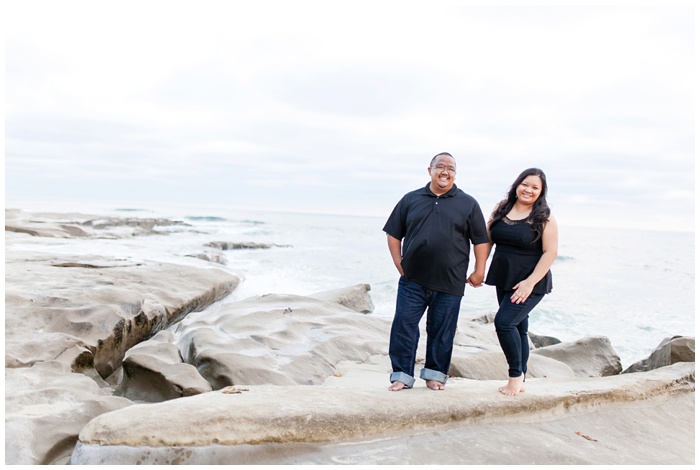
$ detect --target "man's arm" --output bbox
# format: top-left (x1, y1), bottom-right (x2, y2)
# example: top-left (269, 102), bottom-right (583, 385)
top-left (467, 242), bottom-right (491, 287)
top-left (387, 234), bottom-right (404, 276)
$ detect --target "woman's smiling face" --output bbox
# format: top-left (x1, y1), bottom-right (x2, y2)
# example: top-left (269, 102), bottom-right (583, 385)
top-left (516, 174), bottom-right (543, 204)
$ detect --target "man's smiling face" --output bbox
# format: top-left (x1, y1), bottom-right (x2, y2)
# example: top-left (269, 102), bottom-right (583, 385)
top-left (428, 154), bottom-right (456, 195)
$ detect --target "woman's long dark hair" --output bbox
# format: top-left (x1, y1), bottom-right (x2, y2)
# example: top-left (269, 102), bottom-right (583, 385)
top-left (489, 168), bottom-right (551, 242)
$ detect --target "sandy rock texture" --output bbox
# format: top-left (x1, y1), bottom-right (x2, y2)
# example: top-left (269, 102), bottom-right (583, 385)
top-left (5, 250), bottom-right (239, 377)
top-left (5, 208), bottom-right (190, 238)
top-left (4, 209), bottom-right (696, 465)
top-left (173, 290), bottom-right (387, 388)
top-left (449, 350), bottom-right (577, 380)
top-left (309, 283), bottom-right (375, 314)
top-left (5, 361), bottom-right (133, 465)
top-left (623, 335), bottom-right (695, 373)
top-left (71, 363), bottom-right (694, 465)
top-left (115, 331), bottom-right (213, 402)
top-left (531, 336), bottom-right (623, 377)
top-left (69, 297), bottom-right (695, 465)
top-left (5, 210), bottom-right (241, 464)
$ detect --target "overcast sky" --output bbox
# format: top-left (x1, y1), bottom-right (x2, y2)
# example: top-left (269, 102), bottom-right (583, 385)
top-left (4, 1), bottom-right (696, 231)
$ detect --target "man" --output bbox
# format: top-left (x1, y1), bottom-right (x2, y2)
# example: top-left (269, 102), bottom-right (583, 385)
top-left (383, 152), bottom-right (490, 391)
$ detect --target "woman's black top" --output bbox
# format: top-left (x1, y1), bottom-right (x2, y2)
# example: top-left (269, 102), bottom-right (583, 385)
top-left (485, 217), bottom-right (553, 294)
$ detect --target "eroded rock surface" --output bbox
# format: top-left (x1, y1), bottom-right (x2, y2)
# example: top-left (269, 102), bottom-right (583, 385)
top-left (204, 241), bottom-right (289, 250)
top-left (5, 209), bottom-right (190, 238)
top-left (5, 250), bottom-right (240, 377)
top-left (5, 211), bottom-right (242, 465)
top-left (449, 350), bottom-right (576, 380)
top-left (309, 283), bottom-right (375, 314)
top-left (5, 209), bottom-right (695, 466)
top-left (71, 363), bottom-right (695, 464)
top-left (174, 293), bottom-right (389, 388)
top-left (623, 336), bottom-right (695, 373)
top-left (5, 361), bottom-right (133, 465)
top-left (116, 331), bottom-right (213, 403)
top-left (531, 336), bottom-right (622, 377)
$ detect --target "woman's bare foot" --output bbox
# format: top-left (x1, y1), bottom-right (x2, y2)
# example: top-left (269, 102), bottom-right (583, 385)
top-left (498, 374), bottom-right (525, 396)
top-left (426, 379), bottom-right (445, 390)
top-left (388, 381), bottom-right (409, 391)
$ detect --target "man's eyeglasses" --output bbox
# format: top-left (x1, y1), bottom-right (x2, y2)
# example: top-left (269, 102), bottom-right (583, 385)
top-left (432, 165), bottom-right (456, 174)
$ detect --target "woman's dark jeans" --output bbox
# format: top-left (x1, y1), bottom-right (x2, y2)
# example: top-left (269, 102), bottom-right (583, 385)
top-left (494, 287), bottom-right (544, 378)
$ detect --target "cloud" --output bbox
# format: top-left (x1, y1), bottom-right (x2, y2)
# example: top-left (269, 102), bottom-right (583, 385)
top-left (4, 2), bottom-right (695, 231)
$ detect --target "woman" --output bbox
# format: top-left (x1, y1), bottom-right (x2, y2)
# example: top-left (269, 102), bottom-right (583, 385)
top-left (485, 168), bottom-right (558, 396)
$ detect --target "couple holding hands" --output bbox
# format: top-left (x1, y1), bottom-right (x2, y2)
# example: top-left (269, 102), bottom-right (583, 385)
top-left (384, 152), bottom-right (558, 396)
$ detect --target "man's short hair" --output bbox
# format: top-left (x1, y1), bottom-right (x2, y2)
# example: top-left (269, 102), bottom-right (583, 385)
top-left (430, 152), bottom-right (455, 167)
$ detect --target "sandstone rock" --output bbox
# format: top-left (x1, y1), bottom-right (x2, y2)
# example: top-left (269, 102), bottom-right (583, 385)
top-left (5, 250), bottom-right (240, 377)
top-left (531, 336), bottom-right (622, 377)
top-left (174, 294), bottom-right (390, 388)
top-left (449, 350), bottom-right (575, 380)
top-left (5, 208), bottom-right (695, 466)
top-left (453, 318), bottom-right (514, 354)
top-left (4, 209), bottom-right (189, 238)
top-left (5, 361), bottom-right (133, 465)
top-left (309, 284), bottom-right (375, 314)
top-left (623, 336), bottom-right (695, 374)
top-left (204, 241), bottom-right (285, 250)
top-left (70, 363), bottom-right (695, 465)
top-left (468, 312), bottom-right (496, 324)
top-left (5, 245), bottom-right (240, 465)
top-left (528, 331), bottom-right (562, 348)
top-left (84, 217), bottom-right (190, 232)
top-left (186, 249), bottom-right (228, 265)
top-left (5, 223), bottom-right (78, 238)
top-left (116, 331), bottom-right (212, 402)
top-left (459, 318), bottom-right (559, 350)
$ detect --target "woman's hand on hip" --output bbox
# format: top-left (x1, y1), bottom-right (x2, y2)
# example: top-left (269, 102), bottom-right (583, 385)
top-left (511, 280), bottom-right (535, 304)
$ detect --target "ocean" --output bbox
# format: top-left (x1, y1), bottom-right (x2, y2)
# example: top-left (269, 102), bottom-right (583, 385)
top-left (5, 201), bottom-right (695, 369)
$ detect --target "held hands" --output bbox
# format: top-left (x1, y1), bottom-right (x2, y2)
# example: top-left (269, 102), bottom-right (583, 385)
top-left (511, 280), bottom-right (535, 304)
top-left (467, 271), bottom-right (485, 287)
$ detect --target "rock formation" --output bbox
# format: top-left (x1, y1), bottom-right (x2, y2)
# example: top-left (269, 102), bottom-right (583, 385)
top-left (530, 336), bottom-right (623, 377)
top-left (115, 331), bottom-right (213, 402)
top-left (71, 363), bottom-right (694, 465)
top-left (623, 336), bottom-right (695, 373)
top-left (4, 209), bottom-right (190, 238)
top-left (174, 292), bottom-right (388, 388)
top-left (5, 210), bottom-right (240, 464)
top-left (4, 209), bottom-right (696, 465)
top-left (309, 283), bottom-right (375, 314)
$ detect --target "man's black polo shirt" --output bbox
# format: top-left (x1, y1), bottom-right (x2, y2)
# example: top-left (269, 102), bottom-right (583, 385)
top-left (383, 183), bottom-right (488, 296)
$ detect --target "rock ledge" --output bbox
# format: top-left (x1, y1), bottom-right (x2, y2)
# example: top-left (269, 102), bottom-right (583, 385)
top-left (71, 362), bottom-right (694, 464)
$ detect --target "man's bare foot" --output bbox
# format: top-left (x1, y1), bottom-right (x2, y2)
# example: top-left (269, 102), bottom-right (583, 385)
top-left (426, 379), bottom-right (445, 390)
top-left (498, 374), bottom-right (525, 396)
top-left (388, 381), bottom-right (409, 391)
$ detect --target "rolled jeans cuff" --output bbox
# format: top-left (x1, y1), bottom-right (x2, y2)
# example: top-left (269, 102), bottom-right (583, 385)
top-left (420, 368), bottom-right (448, 384)
top-left (389, 371), bottom-right (415, 388)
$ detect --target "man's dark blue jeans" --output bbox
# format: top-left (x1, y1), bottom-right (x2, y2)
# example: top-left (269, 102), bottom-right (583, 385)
top-left (389, 277), bottom-right (463, 388)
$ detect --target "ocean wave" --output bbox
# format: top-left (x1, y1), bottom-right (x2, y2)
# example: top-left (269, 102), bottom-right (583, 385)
top-left (115, 208), bottom-right (151, 212)
top-left (185, 216), bottom-right (227, 222)
top-left (554, 255), bottom-right (575, 262)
